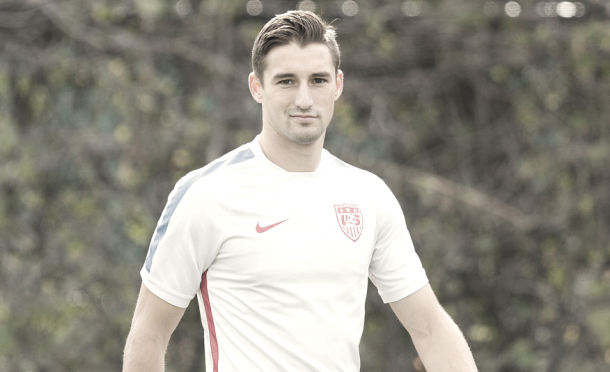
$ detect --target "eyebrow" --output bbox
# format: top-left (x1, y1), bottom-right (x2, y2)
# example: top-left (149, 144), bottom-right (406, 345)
top-left (311, 72), bottom-right (332, 79)
top-left (271, 72), bottom-right (333, 81)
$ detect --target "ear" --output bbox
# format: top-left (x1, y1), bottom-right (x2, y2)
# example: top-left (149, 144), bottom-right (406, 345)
top-left (334, 69), bottom-right (344, 101)
top-left (248, 72), bottom-right (264, 103)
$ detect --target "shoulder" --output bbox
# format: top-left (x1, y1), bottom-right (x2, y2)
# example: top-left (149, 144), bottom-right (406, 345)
top-left (169, 143), bottom-right (258, 205)
top-left (183, 143), bottom-right (257, 184)
top-left (325, 150), bottom-right (389, 189)
top-left (324, 151), bottom-right (402, 219)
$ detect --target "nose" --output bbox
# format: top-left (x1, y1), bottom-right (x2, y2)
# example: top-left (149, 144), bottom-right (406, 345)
top-left (294, 84), bottom-right (313, 110)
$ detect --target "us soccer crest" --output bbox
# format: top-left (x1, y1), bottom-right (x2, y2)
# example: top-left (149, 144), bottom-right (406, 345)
top-left (334, 204), bottom-right (363, 242)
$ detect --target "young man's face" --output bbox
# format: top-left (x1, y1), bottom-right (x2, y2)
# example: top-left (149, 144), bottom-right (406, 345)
top-left (249, 42), bottom-right (343, 147)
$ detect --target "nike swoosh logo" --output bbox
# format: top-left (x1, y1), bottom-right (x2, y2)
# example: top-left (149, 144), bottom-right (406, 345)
top-left (256, 219), bottom-right (288, 233)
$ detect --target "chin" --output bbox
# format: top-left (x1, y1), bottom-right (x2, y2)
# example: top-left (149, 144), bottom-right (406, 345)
top-left (290, 130), bottom-right (325, 145)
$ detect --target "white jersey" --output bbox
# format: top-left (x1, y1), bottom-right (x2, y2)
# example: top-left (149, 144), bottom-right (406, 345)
top-left (141, 137), bottom-right (428, 372)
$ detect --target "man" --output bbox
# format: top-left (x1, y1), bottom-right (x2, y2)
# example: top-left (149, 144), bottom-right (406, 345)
top-left (123, 10), bottom-right (477, 372)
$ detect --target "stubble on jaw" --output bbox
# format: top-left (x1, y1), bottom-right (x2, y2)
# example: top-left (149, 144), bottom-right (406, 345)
top-left (283, 120), bottom-right (327, 146)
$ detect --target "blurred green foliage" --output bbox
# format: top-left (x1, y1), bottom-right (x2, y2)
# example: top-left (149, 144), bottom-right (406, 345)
top-left (1, 0), bottom-right (609, 371)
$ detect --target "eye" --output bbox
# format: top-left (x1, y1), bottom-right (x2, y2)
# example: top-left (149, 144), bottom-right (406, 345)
top-left (312, 78), bottom-right (327, 84)
top-left (277, 79), bottom-right (294, 85)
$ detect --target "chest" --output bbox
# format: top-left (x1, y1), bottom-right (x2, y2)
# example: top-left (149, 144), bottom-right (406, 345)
top-left (210, 175), bottom-right (377, 290)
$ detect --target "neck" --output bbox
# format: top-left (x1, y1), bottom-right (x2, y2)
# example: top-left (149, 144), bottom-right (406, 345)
top-left (258, 130), bottom-right (325, 172)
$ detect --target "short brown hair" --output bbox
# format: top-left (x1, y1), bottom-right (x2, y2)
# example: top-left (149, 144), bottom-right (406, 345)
top-left (251, 10), bottom-right (341, 82)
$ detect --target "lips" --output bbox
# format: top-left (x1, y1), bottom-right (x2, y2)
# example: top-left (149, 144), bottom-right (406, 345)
top-left (289, 114), bottom-right (318, 121)
top-left (290, 114), bottom-right (316, 118)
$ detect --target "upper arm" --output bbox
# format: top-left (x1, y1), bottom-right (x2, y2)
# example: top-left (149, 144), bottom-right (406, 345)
top-left (390, 284), bottom-right (478, 371)
top-left (369, 179), bottom-right (429, 303)
top-left (128, 283), bottom-right (186, 345)
top-left (389, 283), bottom-right (446, 337)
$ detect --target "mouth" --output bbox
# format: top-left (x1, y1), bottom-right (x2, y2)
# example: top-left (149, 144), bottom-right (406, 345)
top-left (290, 114), bottom-right (318, 120)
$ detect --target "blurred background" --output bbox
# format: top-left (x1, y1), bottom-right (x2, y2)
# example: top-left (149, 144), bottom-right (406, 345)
top-left (1, 0), bottom-right (609, 371)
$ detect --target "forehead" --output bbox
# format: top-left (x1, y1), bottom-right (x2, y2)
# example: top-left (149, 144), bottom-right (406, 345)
top-left (263, 42), bottom-right (335, 80)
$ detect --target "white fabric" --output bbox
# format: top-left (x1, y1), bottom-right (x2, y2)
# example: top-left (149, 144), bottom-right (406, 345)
top-left (141, 137), bottom-right (428, 372)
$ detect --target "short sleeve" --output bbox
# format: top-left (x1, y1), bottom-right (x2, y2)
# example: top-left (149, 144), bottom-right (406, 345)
top-left (368, 182), bottom-right (428, 303)
top-left (140, 173), bottom-right (228, 308)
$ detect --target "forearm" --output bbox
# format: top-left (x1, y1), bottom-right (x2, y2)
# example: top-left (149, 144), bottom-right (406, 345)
top-left (411, 309), bottom-right (477, 372)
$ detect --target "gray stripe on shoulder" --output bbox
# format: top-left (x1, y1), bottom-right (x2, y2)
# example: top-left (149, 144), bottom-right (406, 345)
top-left (144, 148), bottom-right (255, 272)
top-left (330, 154), bottom-right (349, 168)
top-left (228, 148), bottom-right (255, 165)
